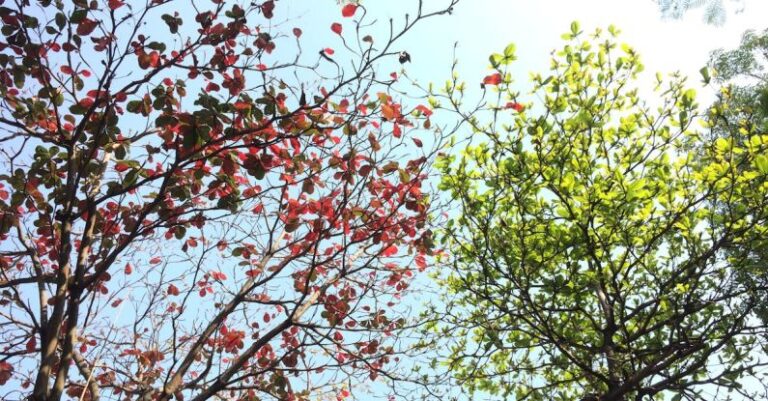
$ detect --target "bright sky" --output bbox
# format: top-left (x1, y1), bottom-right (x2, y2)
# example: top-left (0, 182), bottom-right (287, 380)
top-left (352, 0), bottom-right (768, 103)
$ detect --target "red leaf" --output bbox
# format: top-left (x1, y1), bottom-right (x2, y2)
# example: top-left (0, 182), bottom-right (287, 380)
top-left (0, 361), bottom-right (14, 386)
top-left (60, 65), bottom-right (74, 75)
top-left (415, 104), bottom-right (433, 117)
top-left (483, 73), bottom-right (502, 85)
top-left (114, 162), bottom-right (130, 172)
top-left (262, 1), bottom-right (275, 18)
top-left (26, 337), bottom-right (36, 353)
top-left (167, 284), bottom-right (180, 296)
top-left (415, 254), bottom-right (427, 270)
top-left (148, 52), bottom-right (160, 67)
top-left (331, 23), bottom-right (342, 35)
top-left (412, 137), bottom-right (423, 148)
top-left (124, 263), bottom-right (133, 275)
top-left (292, 28), bottom-right (302, 38)
top-left (393, 123), bottom-right (401, 138)
top-left (382, 245), bottom-right (398, 257)
top-left (150, 256), bottom-right (162, 265)
top-left (108, 0), bottom-right (125, 10)
top-left (234, 101), bottom-right (251, 111)
top-left (78, 97), bottom-right (94, 108)
top-left (76, 19), bottom-right (98, 36)
top-left (324, 48), bottom-right (335, 56)
top-left (87, 89), bottom-right (106, 99)
top-left (506, 102), bottom-right (525, 112)
top-left (341, 3), bottom-right (358, 17)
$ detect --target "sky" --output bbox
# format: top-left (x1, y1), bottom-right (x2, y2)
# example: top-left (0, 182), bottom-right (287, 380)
top-left (294, 0), bottom-right (768, 105)
top-left (393, 0), bottom-right (768, 97)
top-left (267, 0), bottom-right (768, 149)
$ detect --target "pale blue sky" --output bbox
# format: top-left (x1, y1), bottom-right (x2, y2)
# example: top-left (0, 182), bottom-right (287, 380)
top-left (389, 0), bottom-right (768, 96)
top-left (284, 0), bottom-right (768, 102)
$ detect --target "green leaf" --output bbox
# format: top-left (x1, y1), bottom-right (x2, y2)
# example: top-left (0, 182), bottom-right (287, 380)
top-left (146, 42), bottom-right (167, 52)
top-left (161, 14), bottom-right (181, 34)
top-left (55, 13), bottom-right (66, 29)
top-left (699, 66), bottom-right (711, 85)
top-left (503, 43), bottom-right (516, 59)
top-left (126, 100), bottom-right (141, 113)
top-left (715, 137), bottom-right (730, 153)
top-left (570, 21), bottom-right (581, 36)
top-left (70, 9), bottom-right (87, 24)
top-left (182, 129), bottom-right (199, 150)
top-left (489, 53), bottom-right (504, 68)
top-left (754, 154), bottom-right (768, 174)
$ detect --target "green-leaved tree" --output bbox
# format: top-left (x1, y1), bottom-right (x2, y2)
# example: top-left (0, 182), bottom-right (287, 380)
top-left (707, 27), bottom-right (768, 324)
top-left (708, 27), bottom-right (768, 141)
top-left (431, 23), bottom-right (768, 401)
top-left (656, 0), bottom-right (742, 25)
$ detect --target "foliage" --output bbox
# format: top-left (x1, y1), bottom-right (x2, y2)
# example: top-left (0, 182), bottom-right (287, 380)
top-left (431, 23), bottom-right (768, 401)
top-left (707, 27), bottom-right (768, 324)
top-left (0, 1), bottom-right (456, 400)
top-left (709, 27), bottom-right (768, 133)
top-left (655, 0), bottom-right (743, 25)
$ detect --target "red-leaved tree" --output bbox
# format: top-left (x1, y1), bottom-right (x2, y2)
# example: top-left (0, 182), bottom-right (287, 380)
top-left (0, 1), bottom-right (456, 400)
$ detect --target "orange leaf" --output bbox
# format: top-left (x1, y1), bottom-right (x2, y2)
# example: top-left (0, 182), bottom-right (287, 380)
top-left (381, 104), bottom-right (396, 121)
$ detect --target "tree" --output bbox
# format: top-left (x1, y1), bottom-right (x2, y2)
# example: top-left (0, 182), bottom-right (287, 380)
top-left (0, 1), bottom-right (457, 400)
top-left (707, 27), bottom-right (768, 323)
top-left (430, 23), bottom-right (768, 401)
top-left (655, 0), bottom-right (743, 25)
top-left (708, 27), bottom-right (768, 134)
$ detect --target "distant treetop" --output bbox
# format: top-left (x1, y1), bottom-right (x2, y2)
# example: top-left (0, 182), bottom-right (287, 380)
top-left (656, 0), bottom-right (744, 25)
